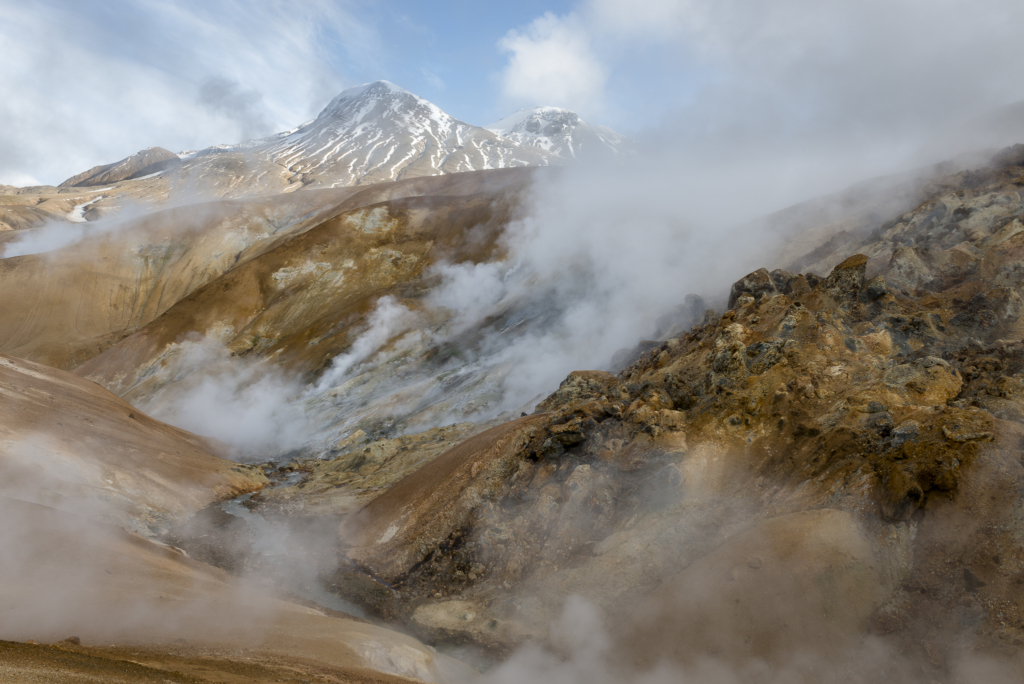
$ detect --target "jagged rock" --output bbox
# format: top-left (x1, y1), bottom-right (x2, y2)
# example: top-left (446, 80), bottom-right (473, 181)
top-left (609, 342), bottom-right (662, 373)
top-left (885, 243), bottom-right (933, 294)
top-left (535, 370), bottom-right (626, 412)
top-left (866, 274), bottom-right (889, 299)
top-left (883, 356), bottom-right (962, 405)
top-left (990, 143), bottom-right (1024, 168)
top-left (728, 267), bottom-right (777, 308)
top-left (818, 253), bottom-right (867, 301)
top-left (653, 294), bottom-right (710, 338)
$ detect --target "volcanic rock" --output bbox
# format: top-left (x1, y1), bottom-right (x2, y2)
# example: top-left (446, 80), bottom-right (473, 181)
top-left (304, 148), bottom-right (1024, 675)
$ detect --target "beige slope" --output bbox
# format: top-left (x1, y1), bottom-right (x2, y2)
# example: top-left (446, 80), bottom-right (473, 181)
top-left (59, 146), bottom-right (181, 188)
top-left (0, 190), bottom-right (92, 232)
top-left (73, 170), bottom-right (534, 404)
top-left (0, 353), bottom-right (265, 531)
top-left (0, 168), bottom-right (537, 372)
top-left (0, 497), bottom-right (470, 683)
top-left (0, 191), bottom-right (361, 369)
top-left (343, 416), bottom-right (546, 582)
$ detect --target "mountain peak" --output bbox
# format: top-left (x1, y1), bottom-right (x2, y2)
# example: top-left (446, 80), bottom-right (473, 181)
top-left (239, 81), bottom-right (556, 189)
top-left (317, 80), bottom-right (440, 125)
top-left (488, 106), bottom-right (579, 132)
top-left (330, 80), bottom-right (412, 102)
top-left (58, 81), bottom-right (607, 196)
top-left (487, 107), bottom-right (631, 160)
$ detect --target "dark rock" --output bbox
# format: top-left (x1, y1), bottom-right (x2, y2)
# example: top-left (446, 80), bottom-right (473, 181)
top-left (964, 567), bottom-right (987, 592)
top-left (891, 420), bottom-right (920, 446)
top-left (990, 143), bottom-right (1024, 169)
top-left (769, 269), bottom-right (795, 294)
top-left (793, 421), bottom-right (822, 438)
top-left (712, 343), bottom-right (747, 375)
top-left (699, 309), bottom-right (719, 327)
top-left (609, 341), bottom-right (662, 373)
top-left (745, 339), bottom-right (785, 375)
top-left (865, 274), bottom-right (888, 300)
top-left (818, 254), bottom-right (867, 301)
top-left (728, 268), bottom-right (778, 308)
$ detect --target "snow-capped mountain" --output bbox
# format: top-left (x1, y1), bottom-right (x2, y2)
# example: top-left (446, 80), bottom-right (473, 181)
top-left (487, 106), bottom-right (633, 161)
top-left (263, 81), bottom-right (556, 184)
top-left (60, 82), bottom-right (629, 199)
top-left (162, 81), bottom-right (558, 196)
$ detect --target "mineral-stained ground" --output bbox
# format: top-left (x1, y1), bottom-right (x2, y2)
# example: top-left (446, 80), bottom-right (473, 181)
top-left (167, 145), bottom-right (1024, 680)
top-left (11, 145), bottom-right (1024, 681)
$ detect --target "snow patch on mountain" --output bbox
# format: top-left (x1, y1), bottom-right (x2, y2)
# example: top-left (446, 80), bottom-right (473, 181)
top-left (59, 82), bottom-right (632, 200)
top-left (487, 107), bottom-right (632, 161)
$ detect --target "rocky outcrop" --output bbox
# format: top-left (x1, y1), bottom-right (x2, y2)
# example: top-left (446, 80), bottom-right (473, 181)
top-left (292, 148), bottom-right (1024, 675)
top-left (46, 144), bottom-right (1024, 677)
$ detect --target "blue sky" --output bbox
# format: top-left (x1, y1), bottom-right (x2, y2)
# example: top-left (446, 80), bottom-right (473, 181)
top-left (353, 1), bottom-right (700, 127)
top-left (362, 1), bottom-right (576, 122)
top-left (0, 0), bottom-right (708, 185)
top-left (3, 0), bottom-right (1024, 186)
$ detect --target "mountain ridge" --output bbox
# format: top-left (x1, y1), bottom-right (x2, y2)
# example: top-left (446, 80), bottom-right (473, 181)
top-left (54, 81), bottom-right (627, 198)
top-left (487, 105), bottom-right (633, 160)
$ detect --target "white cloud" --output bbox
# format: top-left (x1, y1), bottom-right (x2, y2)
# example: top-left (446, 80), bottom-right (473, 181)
top-left (0, 171), bottom-right (41, 187)
top-left (497, 12), bottom-right (607, 115)
top-left (586, 0), bottom-right (692, 38)
top-left (497, 0), bottom-right (1024, 155)
top-left (0, 0), bottom-right (380, 186)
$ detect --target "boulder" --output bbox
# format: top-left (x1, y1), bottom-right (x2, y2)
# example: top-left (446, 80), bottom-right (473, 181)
top-left (818, 253), bottom-right (867, 301)
top-left (728, 268), bottom-right (777, 308)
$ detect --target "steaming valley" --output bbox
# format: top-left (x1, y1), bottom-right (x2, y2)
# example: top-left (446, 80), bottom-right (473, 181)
top-left (7, 81), bottom-right (1024, 683)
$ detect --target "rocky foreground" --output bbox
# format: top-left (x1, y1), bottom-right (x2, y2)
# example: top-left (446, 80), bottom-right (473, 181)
top-left (8, 145), bottom-right (1024, 681)
top-left (168, 145), bottom-right (1024, 681)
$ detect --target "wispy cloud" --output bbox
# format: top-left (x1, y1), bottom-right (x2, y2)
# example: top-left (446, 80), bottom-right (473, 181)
top-left (499, 0), bottom-right (1024, 142)
top-left (0, 0), bottom-right (381, 185)
top-left (420, 68), bottom-right (446, 91)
